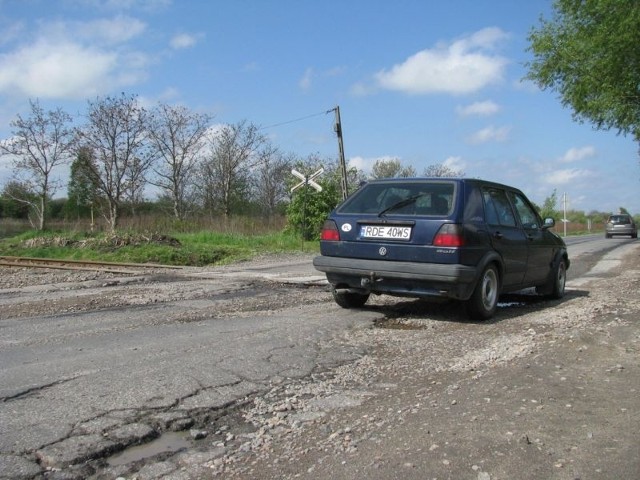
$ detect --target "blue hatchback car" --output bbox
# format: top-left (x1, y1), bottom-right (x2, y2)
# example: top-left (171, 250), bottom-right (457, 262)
top-left (313, 178), bottom-right (569, 320)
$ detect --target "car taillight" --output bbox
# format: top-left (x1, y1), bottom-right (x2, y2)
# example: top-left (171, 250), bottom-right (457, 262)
top-left (320, 220), bottom-right (340, 241)
top-left (433, 224), bottom-right (464, 247)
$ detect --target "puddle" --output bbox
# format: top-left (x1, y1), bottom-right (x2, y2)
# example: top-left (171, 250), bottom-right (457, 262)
top-left (107, 431), bottom-right (191, 466)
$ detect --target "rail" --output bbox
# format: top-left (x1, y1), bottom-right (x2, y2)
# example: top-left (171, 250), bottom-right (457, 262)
top-left (0, 256), bottom-right (184, 274)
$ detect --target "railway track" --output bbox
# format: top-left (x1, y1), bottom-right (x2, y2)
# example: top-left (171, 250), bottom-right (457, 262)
top-left (0, 256), bottom-right (184, 274)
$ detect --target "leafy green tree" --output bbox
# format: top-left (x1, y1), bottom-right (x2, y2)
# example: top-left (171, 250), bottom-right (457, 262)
top-left (539, 189), bottom-right (559, 220)
top-left (286, 155), bottom-right (362, 240)
top-left (64, 147), bottom-right (101, 221)
top-left (526, 0), bottom-right (640, 144)
top-left (1, 181), bottom-right (37, 221)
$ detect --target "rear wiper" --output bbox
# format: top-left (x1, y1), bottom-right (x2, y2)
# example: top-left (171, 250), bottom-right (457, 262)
top-left (378, 194), bottom-right (426, 217)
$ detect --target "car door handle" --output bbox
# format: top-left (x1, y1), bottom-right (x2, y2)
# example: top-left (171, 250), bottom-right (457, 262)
top-left (492, 231), bottom-right (503, 239)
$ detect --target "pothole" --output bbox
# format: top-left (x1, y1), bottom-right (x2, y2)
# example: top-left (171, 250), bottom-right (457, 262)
top-left (106, 431), bottom-right (191, 466)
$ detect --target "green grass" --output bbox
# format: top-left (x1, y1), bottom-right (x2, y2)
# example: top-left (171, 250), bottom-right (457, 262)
top-left (0, 229), bottom-right (319, 266)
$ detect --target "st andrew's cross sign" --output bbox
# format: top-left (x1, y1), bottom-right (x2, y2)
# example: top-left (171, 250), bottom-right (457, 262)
top-left (291, 168), bottom-right (323, 192)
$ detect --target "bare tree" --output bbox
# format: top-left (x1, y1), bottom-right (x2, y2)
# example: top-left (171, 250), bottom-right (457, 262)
top-left (370, 158), bottom-right (416, 179)
top-left (198, 120), bottom-right (266, 218)
top-left (251, 146), bottom-right (293, 216)
top-left (0, 99), bottom-right (75, 230)
top-left (147, 103), bottom-right (212, 220)
top-left (423, 163), bottom-right (465, 177)
top-left (77, 93), bottom-right (151, 232)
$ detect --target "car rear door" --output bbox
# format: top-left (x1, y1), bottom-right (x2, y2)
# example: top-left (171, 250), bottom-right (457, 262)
top-left (482, 187), bottom-right (527, 288)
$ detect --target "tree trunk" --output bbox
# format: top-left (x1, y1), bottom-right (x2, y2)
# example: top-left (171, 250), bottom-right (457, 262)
top-left (108, 202), bottom-right (119, 233)
top-left (38, 195), bottom-right (46, 231)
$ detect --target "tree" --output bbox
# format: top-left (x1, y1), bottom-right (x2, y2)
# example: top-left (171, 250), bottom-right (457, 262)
top-left (77, 93), bottom-right (151, 232)
top-left (286, 155), bottom-right (363, 240)
top-left (64, 147), bottom-right (101, 222)
top-left (251, 146), bottom-right (293, 217)
top-left (197, 121), bottom-right (265, 218)
top-left (0, 99), bottom-right (75, 230)
top-left (423, 163), bottom-right (465, 177)
top-left (539, 189), bottom-right (559, 220)
top-left (147, 103), bottom-right (212, 220)
top-left (370, 158), bottom-right (416, 179)
top-left (526, 0), bottom-right (640, 144)
top-left (1, 181), bottom-right (36, 220)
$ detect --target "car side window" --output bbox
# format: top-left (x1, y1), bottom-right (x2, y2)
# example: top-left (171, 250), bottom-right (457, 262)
top-left (509, 192), bottom-right (540, 229)
top-left (482, 188), bottom-right (516, 227)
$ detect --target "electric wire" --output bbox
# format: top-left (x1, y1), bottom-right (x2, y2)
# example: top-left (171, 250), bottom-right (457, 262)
top-left (258, 108), bottom-right (335, 130)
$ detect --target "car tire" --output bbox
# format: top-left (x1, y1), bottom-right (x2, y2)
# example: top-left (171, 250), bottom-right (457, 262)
top-left (605, 233), bottom-right (612, 238)
top-left (466, 264), bottom-right (499, 320)
top-left (332, 288), bottom-right (370, 308)
top-left (547, 258), bottom-right (566, 299)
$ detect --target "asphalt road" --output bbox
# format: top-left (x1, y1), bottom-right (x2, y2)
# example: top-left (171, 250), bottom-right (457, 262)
top-left (0, 235), bottom-right (637, 479)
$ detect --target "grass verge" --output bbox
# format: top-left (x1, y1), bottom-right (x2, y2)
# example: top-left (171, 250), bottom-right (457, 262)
top-left (0, 230), bottom-right (318, 266)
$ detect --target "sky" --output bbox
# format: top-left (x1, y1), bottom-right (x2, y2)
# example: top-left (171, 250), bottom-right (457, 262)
top-left (0, 0), bottom-right (638, 215)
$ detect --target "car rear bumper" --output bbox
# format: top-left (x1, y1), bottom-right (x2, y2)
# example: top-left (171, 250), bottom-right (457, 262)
top-left (606, 227), bottom-right (637, 236)
top-left (313, 255), bottom-right (478, 300)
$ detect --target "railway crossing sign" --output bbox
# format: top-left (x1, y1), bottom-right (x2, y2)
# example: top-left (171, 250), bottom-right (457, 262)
top-left (291, 168), bottom-right (323, 192)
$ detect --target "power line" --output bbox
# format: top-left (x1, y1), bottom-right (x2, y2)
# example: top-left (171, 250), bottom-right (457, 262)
top-left (259, 108), bottom-right (334, 130)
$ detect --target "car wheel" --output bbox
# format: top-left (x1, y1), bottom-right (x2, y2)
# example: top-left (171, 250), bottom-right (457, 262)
top-left (605, 233), bottom-right (612, 238)
top-left (547, 259), bottom-right (566, 299)
top-left (466, 264), bottom-right (499, 320)
top-left (332, 288), bottom-right (370, 308)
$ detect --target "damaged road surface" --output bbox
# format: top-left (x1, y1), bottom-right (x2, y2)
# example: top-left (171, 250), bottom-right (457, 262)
top-left (0, 257), bottom-right (373, 478)
top-left (0, 244), bottom-right (639, 479)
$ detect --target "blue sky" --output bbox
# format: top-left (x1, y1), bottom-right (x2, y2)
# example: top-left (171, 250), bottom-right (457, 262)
top-left (0, 0), bottom-right (638, 215)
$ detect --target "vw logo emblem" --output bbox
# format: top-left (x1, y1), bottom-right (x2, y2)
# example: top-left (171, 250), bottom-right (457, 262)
top-left (378, 247), bottom-right (387, 256)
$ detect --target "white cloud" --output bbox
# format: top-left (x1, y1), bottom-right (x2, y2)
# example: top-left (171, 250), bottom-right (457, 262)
top-left (348, 155), bottom-right (400, 174)
top-left (373, 27), bottom-right (508, 95)
top-left (0, 16), bottom-right (150, 100)
top-left (559, 146), bottom-right (596, 163)
top-left (443, 156), bottom-right (467, 172)
top-left (544, 168), bottom-right (594, 185)
top-left (467, 125), bottom-right (511, 144)
top-left (170, 33), bottom-right (199, 50)
top-left (348, 155), bottom-right (371, 172)
top-left (0, 40), bottom-right (120, 98)
top-left (456, 100), bottom-right (500, 117)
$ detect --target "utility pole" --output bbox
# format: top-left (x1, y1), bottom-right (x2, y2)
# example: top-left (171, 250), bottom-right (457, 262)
top-left (333, 106), bottom-right (349, 200)
top-left (563, 192), bottom-right (568, 237)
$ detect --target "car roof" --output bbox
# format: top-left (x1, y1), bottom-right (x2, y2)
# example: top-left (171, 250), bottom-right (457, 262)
top-left (363, 177), bottom-right (522, 192)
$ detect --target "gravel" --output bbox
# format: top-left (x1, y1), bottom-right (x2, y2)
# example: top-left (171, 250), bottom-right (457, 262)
top-left (1, 246), bottom-right (639, 479)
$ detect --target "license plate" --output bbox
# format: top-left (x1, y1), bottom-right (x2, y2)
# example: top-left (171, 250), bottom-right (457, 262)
top-left (360, 225), bottom-right (412, 239)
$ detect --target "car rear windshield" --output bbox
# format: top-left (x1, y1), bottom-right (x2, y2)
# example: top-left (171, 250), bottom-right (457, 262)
top-left (609, 215), bottom-right (631, 224)
top-left (338, 180), bottom-right (455, 216)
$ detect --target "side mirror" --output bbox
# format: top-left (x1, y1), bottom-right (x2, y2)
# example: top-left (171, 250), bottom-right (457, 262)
top-left (542, 217), bottom-right (555, 229)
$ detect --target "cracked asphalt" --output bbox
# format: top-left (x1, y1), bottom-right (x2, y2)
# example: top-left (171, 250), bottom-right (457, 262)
top-left (0, 243), bottom-right (639, 479)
